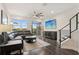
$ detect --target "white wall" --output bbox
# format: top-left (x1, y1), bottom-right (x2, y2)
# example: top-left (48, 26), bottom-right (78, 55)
top-left (69, 5), bottom-right (79, 52)
top-left (55, 7), bottom-right (79, 52)
top-left (71, 30), bottom-right (79, 52)
top-left (53, 7), bottom-right (79, 44)
top-left (53, 7), bottom-right (78, 30)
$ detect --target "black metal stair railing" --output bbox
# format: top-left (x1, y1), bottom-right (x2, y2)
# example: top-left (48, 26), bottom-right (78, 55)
top-left (70, 13), bottom-right (79, 37)
top-left (59, 12), bottom-right (79, 48)
top-left (59, 23), bottom-right (70, 47)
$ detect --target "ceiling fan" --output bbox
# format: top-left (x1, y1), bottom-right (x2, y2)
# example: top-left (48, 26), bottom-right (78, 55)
top-left (33, 11), bottom-right (44, 18)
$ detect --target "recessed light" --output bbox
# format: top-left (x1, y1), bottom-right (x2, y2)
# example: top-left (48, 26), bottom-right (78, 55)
top-left (51, 11), bottom-right (54, 14)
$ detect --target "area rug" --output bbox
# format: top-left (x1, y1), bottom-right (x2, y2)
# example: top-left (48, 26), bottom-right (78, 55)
top-left (23, 39), bottom-right (50, 52)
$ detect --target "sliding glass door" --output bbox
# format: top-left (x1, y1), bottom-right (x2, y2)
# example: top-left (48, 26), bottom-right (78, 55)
top-left (32, 21), bottom-right (41, 36)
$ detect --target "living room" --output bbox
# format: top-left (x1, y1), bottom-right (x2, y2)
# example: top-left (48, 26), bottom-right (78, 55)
top-left (0, 3), bottom-right (79, 55)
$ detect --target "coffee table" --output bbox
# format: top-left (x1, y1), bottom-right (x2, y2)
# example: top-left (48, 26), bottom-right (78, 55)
top-left (22, 35), bottom-right (36, 43)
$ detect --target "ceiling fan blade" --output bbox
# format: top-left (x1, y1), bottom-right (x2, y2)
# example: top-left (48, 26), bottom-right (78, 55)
top-left (40, 15), bottom-right (44, 17)
top-left (39, 13), bottom-right (42, 14)
top-left (34, 11), bottom-right (36, 14)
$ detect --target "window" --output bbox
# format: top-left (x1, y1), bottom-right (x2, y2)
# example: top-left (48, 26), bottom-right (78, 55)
top-left (1, 10), bottom-right (8, 24)
top-left (3, 17), bottom-right (8, 24)
top-left (12, 19), bottom-right (28, 31)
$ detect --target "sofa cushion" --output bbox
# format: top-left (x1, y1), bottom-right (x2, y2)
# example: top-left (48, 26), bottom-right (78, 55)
top-left (0, 35), bottom-right (4, 44)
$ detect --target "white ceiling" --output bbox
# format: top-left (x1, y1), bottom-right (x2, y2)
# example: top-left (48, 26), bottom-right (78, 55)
top-left (2, 3), bottom-right (78, 18)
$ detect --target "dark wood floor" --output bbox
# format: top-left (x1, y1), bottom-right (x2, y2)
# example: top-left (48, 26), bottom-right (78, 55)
top-left (24, 38), bottom-right (79, 55)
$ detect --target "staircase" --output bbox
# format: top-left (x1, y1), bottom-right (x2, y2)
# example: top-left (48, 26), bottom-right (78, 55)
top-left (59, 12), bottom-right (79, 51)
